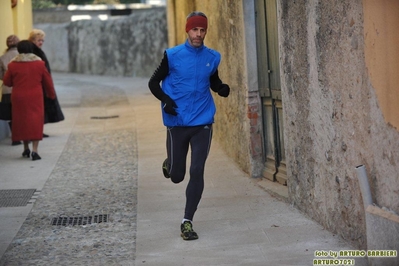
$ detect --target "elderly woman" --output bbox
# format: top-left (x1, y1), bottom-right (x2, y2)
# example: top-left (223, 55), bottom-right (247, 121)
top-left (3, 40), bottom-right (56, 161)
top-left (28, 29), bottom-right (50, 72)
top-left (0, 35), bottom-right (20, 102)
top-left (0, 35), bottom-right (20, 145)
top-left (28, 29), bottom-right (45, 47)
top-left (28, 29), bottom-right (64, 130)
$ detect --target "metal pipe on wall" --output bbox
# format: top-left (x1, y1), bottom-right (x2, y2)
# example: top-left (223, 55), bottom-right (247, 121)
top-left (355, 165), bottom-right (373, 209)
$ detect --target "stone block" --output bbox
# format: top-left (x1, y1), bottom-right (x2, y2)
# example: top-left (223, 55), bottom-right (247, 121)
top-left (366, 205), bottom-right (399, 266)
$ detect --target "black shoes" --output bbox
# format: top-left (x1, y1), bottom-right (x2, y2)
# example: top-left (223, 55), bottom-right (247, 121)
top-left (31, 152), bottom-right (41, 161)
top-left (12, 141), bottom-right (22, 146)
top-left (22, 149), bottom-right (41, 160)
top-left (181, 221), bottom-right (199, 240)
top-left (22, 149), bottom-right (30, 158)
top-left (162, 158), bottom-right (171, 178)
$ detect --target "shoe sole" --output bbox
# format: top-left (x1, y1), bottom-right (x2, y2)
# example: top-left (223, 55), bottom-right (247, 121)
top-left (162, 159), bottom-right (171, 178)
top-left (180, 232), bottom-right (198, 241)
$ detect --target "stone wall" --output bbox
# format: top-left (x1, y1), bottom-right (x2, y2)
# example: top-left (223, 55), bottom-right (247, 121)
top-left (201, 1), bottom-right (254, 175)
top-left (279, 0), bottom-right (399, 248)
top-left (37, 7), bottom-right (167, 77)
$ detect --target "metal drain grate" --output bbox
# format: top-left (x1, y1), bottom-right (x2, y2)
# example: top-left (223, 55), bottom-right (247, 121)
top-left (0, 189), bottom-right (38, 207)
top-left (90, 115), bottom-right (119, 119)
top-left (51, 214), bottom-right (109, 226)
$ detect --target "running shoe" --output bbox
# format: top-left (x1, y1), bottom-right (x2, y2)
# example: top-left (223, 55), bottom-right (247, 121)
top-left (180, 221), bottom-right (199, 240)
top-left (162, 158), bottom-right (171, 178)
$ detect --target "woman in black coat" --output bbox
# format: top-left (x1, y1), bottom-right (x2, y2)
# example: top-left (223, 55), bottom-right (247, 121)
top-left (28, 29), bottom-right (64, 128)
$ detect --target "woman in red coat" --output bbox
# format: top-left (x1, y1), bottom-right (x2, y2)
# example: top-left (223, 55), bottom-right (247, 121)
top-left (3, 40), bottom-right (56, 161)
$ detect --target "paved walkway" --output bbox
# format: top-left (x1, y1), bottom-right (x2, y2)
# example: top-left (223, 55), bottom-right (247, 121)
top-left (0, 73), bottom-right (367, 265)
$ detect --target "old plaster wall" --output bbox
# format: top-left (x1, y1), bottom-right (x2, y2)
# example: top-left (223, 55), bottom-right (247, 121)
top-left (200, 1), bottom-right (252, 173)
top-left (167, 0), bottom-right (253, 173)
top-left (363, 0), bottom-right (399, 130)
top-left (36, 8), bottom-right (167, 77)
top-left (361, 0), bottom-right (399, 248)
top-left (279, 0), bottom-right (399, 248)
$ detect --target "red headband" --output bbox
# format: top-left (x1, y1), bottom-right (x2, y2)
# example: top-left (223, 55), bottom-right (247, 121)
top-left (185, 16), bottom-right (208, 32)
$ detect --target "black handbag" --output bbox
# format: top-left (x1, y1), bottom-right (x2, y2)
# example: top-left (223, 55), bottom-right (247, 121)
top-left (0, 101), bottom-right (11, 121)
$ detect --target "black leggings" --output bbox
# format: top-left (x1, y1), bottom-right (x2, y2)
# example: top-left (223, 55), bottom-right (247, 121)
top-left (166, 124), bottom-right (213, 221)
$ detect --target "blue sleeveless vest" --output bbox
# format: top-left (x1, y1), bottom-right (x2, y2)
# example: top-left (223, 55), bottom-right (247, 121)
top-left (161, 40), bottom-right (221, 127)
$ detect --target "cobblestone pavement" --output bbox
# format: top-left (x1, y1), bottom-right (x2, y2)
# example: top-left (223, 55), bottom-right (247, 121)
top-left (1, 74), bottom-right (141, 265)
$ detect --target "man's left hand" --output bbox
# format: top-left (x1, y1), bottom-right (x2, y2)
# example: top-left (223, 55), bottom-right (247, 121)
top-left (218, 84), bottom-right (230, 97)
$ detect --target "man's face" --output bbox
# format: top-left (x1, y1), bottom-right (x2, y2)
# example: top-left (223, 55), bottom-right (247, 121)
top-left (187, 27), bottom-right (207, 48)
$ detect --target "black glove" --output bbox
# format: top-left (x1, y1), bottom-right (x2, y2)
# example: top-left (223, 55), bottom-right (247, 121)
top-left (218, 84), bottom-right (230, 97)
top-left (162, 95), bottom-right (178, 116)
